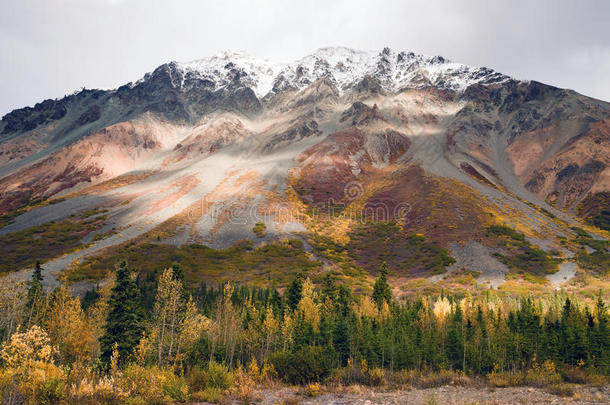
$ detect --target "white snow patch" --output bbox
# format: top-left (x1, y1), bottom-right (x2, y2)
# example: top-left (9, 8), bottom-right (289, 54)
top-left (142, 47), bottom-right (511, 99)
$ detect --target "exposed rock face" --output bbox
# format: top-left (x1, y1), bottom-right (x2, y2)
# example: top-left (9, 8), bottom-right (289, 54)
top-left (116, 62), bottom-right (263, 121)
top-left (170, 115), bottom-right (251, 160)
top-left (0, 115), bottom-right (177, 212)
top-left (0, 47), bottom-right (609, 284)
top-left (447, 78), bottom-right (610, 210)
top-left (76, 105), bottom-right (102, 126)
top-left (0, 89), bottom-right (105, 136)
top-left (263, 119), bottom-right (321, 152)
top-left (518, 119), bottom-right (610, 210)
top-left (340, 102), bottom-right (387, 126)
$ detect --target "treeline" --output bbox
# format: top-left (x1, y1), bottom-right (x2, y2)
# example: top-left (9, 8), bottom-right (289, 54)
top-left (0, 260), bottom-right (608, 403)
top-left (192, 264), bottom-right (610, 379)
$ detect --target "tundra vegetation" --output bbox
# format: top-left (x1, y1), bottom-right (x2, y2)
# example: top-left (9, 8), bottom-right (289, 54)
top-left (0, 260), bottom-right (608, 404)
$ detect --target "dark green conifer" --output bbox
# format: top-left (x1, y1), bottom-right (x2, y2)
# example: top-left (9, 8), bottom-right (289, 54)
top-left (446, 304), bottom-right (464, 370)
top-left (321, 273), bottom-right (337, 302)
top-left (100, 260), bottom-right (144, 367)
top-left (286, 273), bottom-right (304, 311)
top-left (372, 262), bottom-right (392, 308)
top-left (24, 261), bottom-right (44, 328)
top-left (333, 315), bottom-right (350, 366)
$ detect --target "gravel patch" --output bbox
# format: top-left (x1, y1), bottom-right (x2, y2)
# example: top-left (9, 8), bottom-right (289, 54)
top-left (548, 261), bottom-right (578, 288)
top-left (430, 241), bottom-right (509, 289)
top-left (0, 195), bottom-right (105, 236)
top-left (220, 385), bottom-right (609, 405)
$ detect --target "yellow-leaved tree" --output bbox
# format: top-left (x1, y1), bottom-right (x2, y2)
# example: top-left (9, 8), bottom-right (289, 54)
top-left (0, 278), bottom-right (26, 345)
top-left (298, 277), bottom-right (320, 331)
top-left (0, 325), bottom-right (65, 404)
top-left (174, 295), bottom-right (208, 367)
top-left (46, 286), bottom-right (98, 374)
top-left (208, 283), bottom-right (241, 368)
top-left (152, 267), bottom-right (184, 368)
top-left (87, 272), bottom-right (115, 343)
top-left (262, 306), bottom-right (279, 357)
top-left (150, 268), bottom-right (208, 369)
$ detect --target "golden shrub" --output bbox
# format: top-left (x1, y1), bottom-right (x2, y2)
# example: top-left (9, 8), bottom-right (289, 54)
top-left (524, 357), bottom-right (562, 387)
top-left (228, 363), bottom-right (257, 403)
top-left (305, 382), bottom-right (321, 397)
top-left (69, 375), bottom-right (127, 403)
top-left (0, 325), bottom-right (66, 403)
top-left (259, 362), bottom-right (278, 385)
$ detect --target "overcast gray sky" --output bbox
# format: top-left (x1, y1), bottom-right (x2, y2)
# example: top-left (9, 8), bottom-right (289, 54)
top-left (1, 0), bottom-right (609, 116)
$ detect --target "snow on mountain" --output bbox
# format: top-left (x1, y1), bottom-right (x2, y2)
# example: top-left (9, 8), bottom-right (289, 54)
top-left (174, 50), bottom-right (285, 97)
top-left (162, 47), bottom-right (510, 98)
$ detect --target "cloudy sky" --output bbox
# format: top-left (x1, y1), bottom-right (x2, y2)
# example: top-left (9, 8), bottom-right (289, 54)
top-left (1, 0), bottom-right (609, 115)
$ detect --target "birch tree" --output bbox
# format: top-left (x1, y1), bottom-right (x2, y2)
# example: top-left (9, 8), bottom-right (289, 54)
top-left (152, 267), bottom-right (183, 367)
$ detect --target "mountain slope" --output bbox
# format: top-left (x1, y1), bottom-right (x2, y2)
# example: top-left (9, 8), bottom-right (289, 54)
top-left (1, 47), bottom-right (608, 296)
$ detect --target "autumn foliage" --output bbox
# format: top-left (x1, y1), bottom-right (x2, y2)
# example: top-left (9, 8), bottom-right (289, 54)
top-left (0, 261), bottom-right (608, 403)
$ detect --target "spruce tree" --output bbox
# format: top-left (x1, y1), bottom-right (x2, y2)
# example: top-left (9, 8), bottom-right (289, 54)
top-left (286, 273), bottom-right (303, 311)
top-left (321, 273), bottom-right (337, 302)
top-left (372, 262), bottom-right (392, 308)
top-left (171, 262), bottom-right (185, 282)
top-left (446, 304), bottom-right (464, 370)
top-left (333, 314), bottom-right (350, 366)
top-left (336, 285), bottom-right (351, 316)
top-left (24, 261), bottom-right (44, 327)
top-left (318, 313), bottom-right (333, 346)
top-left (100, 260), bottom-right (144, 367)
top-left (593, 292), bottom-right (609, 372)
top-left (292, 311), bottom-right (313, 350)
top-left (269, 286), bottom-right (283, 318)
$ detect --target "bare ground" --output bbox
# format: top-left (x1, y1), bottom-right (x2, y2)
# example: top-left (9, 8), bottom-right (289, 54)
top-left (429, 241), bottom-right (509, 289)
top-left (217, 384), bottom-right (609, 405)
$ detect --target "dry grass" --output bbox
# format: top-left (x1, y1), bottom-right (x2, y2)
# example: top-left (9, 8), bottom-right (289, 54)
top-left (545, 383), bottom-right (576, 397)
top-left (0, 211), bottom-right (106, 273)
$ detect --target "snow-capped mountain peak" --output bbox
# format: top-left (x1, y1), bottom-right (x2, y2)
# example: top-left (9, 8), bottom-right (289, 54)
top-left (172, 50), bottom-right (286, 98)
top-left (147, 47), bottom-right (509, 99)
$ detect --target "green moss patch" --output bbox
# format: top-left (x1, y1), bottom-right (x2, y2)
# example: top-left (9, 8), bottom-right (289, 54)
top-left (0, 196), bottom-right (67, 228)
top-left (66, 238), bottom-right (321, 285)
top-left (571, 227), bottom-right (610, 276)
top-left (485, 225), bottom-right (558, 278)
top-left (252, 222), bottom-right (267, 238)
top-left (0, 212), bottom-right (105, 273)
